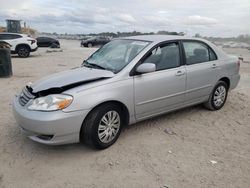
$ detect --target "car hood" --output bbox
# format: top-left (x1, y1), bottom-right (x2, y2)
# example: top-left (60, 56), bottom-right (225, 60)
top-left (29, 67), bottom-right (114, 95)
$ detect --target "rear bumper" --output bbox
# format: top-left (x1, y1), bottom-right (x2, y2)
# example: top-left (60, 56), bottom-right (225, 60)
top-left (13, 96), bottom-right (89, 145)
top-left (31, 46), bottom-right (38, 52)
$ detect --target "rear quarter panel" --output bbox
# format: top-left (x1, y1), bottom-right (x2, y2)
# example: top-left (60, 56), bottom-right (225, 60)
top-left (221, 55), bottom-right (240, 90)
top-left (208, 42), bottom-right (240, 90)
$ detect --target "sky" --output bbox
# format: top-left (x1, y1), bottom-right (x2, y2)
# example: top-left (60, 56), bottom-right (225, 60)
top-left (0, 0), bottom-right (249, 37)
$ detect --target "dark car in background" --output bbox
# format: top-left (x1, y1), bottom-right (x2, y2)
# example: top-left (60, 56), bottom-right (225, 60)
top-left (81, 36), bottom-right (111, 47)
top-left (36, 37), bottom-right (60, 48)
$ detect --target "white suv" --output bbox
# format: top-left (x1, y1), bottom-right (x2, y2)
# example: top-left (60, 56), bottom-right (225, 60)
top-left (0, 33), bottom-right (38, 58)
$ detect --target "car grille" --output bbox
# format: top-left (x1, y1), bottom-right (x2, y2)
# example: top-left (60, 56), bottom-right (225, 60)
top-left (19, 87), bottom-right (35, 106)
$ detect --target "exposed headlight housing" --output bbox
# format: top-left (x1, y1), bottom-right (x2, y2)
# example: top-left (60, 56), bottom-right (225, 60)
top-left (27, 94), bottom-right (73, 111)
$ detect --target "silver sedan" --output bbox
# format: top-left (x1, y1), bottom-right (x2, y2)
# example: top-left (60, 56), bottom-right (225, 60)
top-left (13, 35), bottom-right (240, 149)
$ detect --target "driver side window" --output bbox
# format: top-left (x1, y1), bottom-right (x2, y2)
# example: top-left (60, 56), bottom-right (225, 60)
top-left (142, 42), bottom-right (180, 71)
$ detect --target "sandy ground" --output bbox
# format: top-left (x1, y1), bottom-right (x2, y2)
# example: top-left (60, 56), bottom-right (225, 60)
top-left (0, 40), bottom-right (250, 188)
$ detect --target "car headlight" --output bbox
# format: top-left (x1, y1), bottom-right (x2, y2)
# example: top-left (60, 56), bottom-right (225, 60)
top-left (27, 94), bottom-right (73, 111)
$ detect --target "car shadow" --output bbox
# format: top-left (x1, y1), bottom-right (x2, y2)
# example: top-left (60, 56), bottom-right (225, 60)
top-left (20, 104), bottom-right (207, 156)
top-left (11, 54), bottom-right (40, 58)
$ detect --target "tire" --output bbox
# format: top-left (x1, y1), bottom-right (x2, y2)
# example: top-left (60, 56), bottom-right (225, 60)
top-left (87, 43), bottom-right (93, 48)
top-left (204, 81), bottom-right (228, 111)
top-left (80, 103), bottom-right (123, 149)
top-left (17, 45), bottom-right (30, 58)
top-left (50, 42), bottom-right (60, 48)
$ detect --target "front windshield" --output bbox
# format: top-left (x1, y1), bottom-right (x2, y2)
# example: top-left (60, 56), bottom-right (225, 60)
top-left (84, 39), bottom-right (150, 73)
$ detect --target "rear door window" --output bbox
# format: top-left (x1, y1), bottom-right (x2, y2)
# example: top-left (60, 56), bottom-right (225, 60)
top-left (11, 34), bottom-right (22, 39)
top-left (209, 48), bottom-right (217, 61)
top-left (183, 41), bottom-right (218, 65)
top-left (38, 37), bottom-right (46, 42)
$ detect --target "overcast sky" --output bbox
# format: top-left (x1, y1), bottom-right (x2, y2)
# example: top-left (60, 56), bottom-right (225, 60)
top-left (0, 0), bottom-right (249, 37)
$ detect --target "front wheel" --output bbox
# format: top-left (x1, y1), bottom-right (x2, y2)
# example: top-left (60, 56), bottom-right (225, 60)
top-left (204, 81), bottom-right (228, 110)
top-left (80, 103), bottom-right (123, 149)
top-left (17, 46), bottom-right (30, 58)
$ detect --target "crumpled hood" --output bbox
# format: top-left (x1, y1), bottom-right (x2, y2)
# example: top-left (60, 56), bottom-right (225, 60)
top-left (30, 67), bottom-right (114, 94)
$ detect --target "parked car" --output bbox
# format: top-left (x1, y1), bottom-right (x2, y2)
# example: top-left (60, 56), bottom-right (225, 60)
top-left (36, 37), bottom-right (60, 48)
top-left (13, 35), bottom-right (240, 149)
top-left (0, 32), bottom-right (37, 58)
top-left (81, 36), bottom-right (110, 47)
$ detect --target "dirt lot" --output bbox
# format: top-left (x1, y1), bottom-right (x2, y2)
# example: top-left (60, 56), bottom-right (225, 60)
top-left (0, 40), bottom-right (250, 188)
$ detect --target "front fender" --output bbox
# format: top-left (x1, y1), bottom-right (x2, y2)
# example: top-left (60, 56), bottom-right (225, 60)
top-left (63, 78), bottom-right (135, 120)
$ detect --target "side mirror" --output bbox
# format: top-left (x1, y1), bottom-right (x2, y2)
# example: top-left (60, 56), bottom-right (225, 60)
top-left (136, 63), bottom-right (156, 74)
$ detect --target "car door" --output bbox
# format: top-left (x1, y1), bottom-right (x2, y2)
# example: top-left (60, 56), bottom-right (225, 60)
top-left (37, 37), bottom-right (43, 47)
top-left (134, 41), bottom-right (186, 120)
top-left (45, 38), bottom-right (53, 47)
top-left (38, 37), bottom-right (47, 47)
top-left (98, 37), bottom-right (105, 45)
top-left (100, 37), bottom-right (109, 45)
top-left (97, 37), bottom-right (104, 45)
top-left (182, 40), bottom-right (220, 105)
top-left (43, 38), bottom-right (51, 47)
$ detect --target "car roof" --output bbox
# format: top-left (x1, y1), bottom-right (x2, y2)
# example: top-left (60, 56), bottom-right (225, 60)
top-left (123, 35), bottom-right (228, 60)
top-left (123, 35), bottom-right (204, 43)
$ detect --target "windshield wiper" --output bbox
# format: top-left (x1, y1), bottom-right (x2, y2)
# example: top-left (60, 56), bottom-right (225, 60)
top-left (83, 60), bottom-right (106, 70)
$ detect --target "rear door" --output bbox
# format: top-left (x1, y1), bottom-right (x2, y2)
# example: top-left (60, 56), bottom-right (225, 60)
top-left (182, 40), bottom-right (220, 104)
top-left (134, 41), bottom-right (186, 120)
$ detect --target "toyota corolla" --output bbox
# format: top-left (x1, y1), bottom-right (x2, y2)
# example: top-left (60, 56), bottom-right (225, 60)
top-left (13, 35), bottom-right (240, 149)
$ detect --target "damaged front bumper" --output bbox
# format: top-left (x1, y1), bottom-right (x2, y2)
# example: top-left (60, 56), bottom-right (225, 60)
top-left (13, 95), bottom-right (89, 145)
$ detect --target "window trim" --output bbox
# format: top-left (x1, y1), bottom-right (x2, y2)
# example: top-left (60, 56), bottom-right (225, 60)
top-left (180, 39), bottom-right (218, 66)
top-left (208, 47), bottom-right (217, 61)
top-left (0, 33), bottom-right (22, 40)
top-left (130, 40), bottom-right (184, 76)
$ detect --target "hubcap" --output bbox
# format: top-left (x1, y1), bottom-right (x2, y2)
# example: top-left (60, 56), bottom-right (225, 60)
top-left (19, 48), bottom-right (29, 57)
top-left (98, 111), bottom-right (120, 143)
top-left (213, 85), bottom-right (226, 107)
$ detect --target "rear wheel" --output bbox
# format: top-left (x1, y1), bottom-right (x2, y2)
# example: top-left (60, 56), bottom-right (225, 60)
top-left (50, 42), bottom-right (60, 48)
top-left (204, 81), bottom-right (228, 110)
top-left (17, 46), bottom-right (30, 58)
top-left (80, 103), bottom-right (123, 149)
top-left (87, 43), bottom-right (93, 48)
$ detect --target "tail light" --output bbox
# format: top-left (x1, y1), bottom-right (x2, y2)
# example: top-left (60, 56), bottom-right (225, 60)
top-left (238, 57), bottom-right (243, 68)
top-left (237, 60), bottom-right (240, 68)
top-left (27, 39), bottom-right (36, 45)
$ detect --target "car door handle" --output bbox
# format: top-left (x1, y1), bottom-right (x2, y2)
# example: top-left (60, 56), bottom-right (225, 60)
top-left (211, 64), bottom-right (217, 68)
top-left (175, 70), bottom-right (185, 76)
